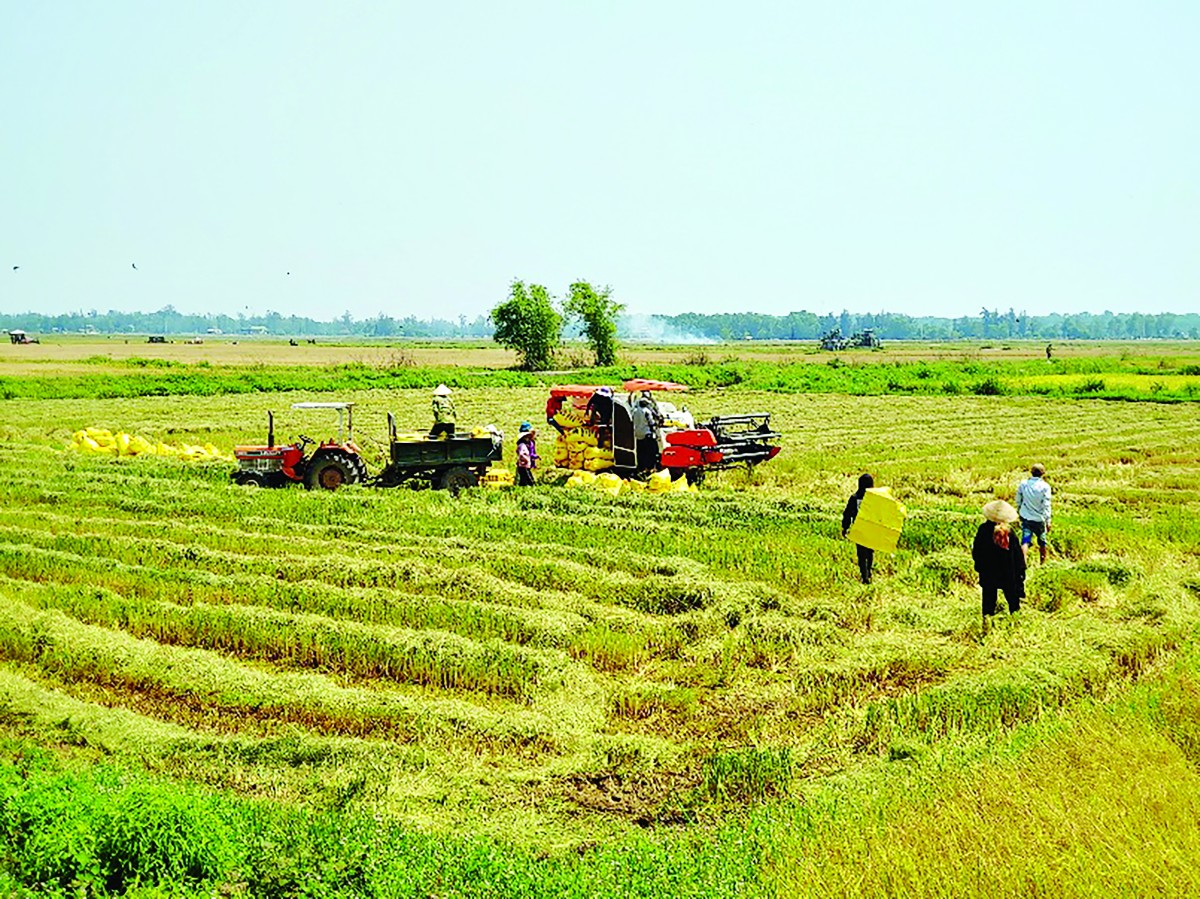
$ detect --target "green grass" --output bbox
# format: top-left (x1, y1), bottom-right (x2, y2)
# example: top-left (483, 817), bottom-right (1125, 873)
top-left (0, 349), bottom-right (1198, 895)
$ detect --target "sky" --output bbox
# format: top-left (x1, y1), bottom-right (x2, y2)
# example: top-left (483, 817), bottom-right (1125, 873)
top-left (2, 2), bottom-right (1196, 322)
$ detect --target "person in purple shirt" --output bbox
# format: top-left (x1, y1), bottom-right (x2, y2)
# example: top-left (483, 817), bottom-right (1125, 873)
top-left (515, 422), bottom-right (538, 487)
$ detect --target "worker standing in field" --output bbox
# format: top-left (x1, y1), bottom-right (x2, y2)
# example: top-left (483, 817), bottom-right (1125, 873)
top-left (973, 500), bottom-right (1026, 618)
top-left (632, 395), bottom-right (661, 471)
top-left (515, 421), bottom-right (538, 486)
top-left (546, 393), bottom-right (566, 434)
top-left (430, 384), bottom-right (456, 438)
top-left (841, 473), bottom-right (875, 584)
top-left (1016, 463), bottom-right (1052, 564)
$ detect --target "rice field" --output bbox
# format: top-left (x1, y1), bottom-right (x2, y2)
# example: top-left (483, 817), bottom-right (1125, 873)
top-left (2, 348), bottom-right (1200, 897)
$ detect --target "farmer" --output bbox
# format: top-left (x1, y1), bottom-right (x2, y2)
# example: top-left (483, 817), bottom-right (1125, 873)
top-left (515, 421), bottom-right (538, 486)
top-left (972, 500), bottom-right (1026, 617)
top-left (632, 395), bottom-right (661, 471)
top-left (429, 384), bottom-right (456, 438)
top-left (841, 473), bottom-right (875, 584)
top-left (586, 386), bottom-right (615, 446)
top-left (545, 393), bottom-right (566, 434)
top-left (1016, 463), bottom-right (1052, 564)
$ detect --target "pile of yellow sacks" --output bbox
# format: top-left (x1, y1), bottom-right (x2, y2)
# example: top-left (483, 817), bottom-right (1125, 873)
top-left (482, 466), bottom-right (515, 488)
top-left (564, 468), bottom-right (696, 497)
top-left (69, 427), bottom-right (226, 463)
top-left (554, 428), bottom-right (615, 472)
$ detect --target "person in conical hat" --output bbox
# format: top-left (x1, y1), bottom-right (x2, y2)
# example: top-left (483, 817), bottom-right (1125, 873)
top-left (973, 499), bottom-right (1025, 619)
top-left (429, 385), bottom-right (456, 438)
top-left (982, 499), bottom-right (1018, 524)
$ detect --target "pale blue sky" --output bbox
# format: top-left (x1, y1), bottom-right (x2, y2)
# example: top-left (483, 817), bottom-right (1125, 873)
top-left (2, 2), bottom-right (1196, 321)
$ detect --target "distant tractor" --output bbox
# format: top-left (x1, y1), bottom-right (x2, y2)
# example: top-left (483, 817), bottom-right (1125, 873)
top-left (819, 327), bottom-right (882, 350)
top-left (7, 330), bottom-right (39, 345)
top-left (819, 328), bottom-right (847, 350)
top-left (848, 328), bottom-right (882, 349)
top-left (232, 402), bottom-right (368, 489)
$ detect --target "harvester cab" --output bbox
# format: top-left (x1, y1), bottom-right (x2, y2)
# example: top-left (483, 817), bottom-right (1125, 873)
top-left (232, 401), bottom-right (368, 490)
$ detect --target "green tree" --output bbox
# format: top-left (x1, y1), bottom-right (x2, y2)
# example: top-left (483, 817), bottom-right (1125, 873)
top-left (564, 280), bottom-right (624, 366)
top-left (490, 280), bottom-right (562, 371)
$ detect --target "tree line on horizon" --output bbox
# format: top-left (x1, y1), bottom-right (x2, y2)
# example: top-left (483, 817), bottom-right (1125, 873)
top-left (3, 305), bottom-right (1197, 342)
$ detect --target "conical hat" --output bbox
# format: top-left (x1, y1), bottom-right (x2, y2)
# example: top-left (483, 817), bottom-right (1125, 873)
top-left (433, 384), bottom-right (451, 396)
top-left (982, 499), bottom-right (1018, 524)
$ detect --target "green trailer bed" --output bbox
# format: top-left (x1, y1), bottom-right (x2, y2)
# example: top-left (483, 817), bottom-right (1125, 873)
top-left (372, 414), bottom-right (503, 491)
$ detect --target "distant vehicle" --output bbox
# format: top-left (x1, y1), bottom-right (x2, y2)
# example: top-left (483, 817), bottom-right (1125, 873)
top-left (818, 327), bottom-right (882, 350)
top-left (850, 328), bottom-right (882, 349)
top-left (147, 335), bottom-right (167, 344)
top-left (819, 328), bottom-right (846, 350)
top-left (7, 330), bottom-right (38, 345)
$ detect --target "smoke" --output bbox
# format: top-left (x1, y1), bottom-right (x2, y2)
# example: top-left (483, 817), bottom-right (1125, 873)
top-left (618, 313), bottom-right (714, 344)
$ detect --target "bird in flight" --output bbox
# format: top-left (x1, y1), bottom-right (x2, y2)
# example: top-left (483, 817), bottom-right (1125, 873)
top-left (11, 266), bottom-right (17, 271)
top-left (131, 263), bottom-right (138, 270)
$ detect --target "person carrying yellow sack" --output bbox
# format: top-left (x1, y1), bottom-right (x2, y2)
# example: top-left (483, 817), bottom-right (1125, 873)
top-left (430, 384), bottom-right (456, 438)
top-left (842, 473), bottom-right (876, 584)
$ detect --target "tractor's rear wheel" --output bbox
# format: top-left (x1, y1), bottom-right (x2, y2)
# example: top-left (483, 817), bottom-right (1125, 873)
top-left (306, 452), bottom-right (361, 491)
top-left (439, 466), bottom-right (478, 495)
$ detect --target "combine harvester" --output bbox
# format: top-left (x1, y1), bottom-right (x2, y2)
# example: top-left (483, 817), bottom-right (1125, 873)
top-left (231, 402), bottom-right (502, 493)
top-left (549, 379), bottom-right (781, 485)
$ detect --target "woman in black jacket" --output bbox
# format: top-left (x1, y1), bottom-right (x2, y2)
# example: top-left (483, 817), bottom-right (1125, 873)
top-left (972, 500), bottom-right (1026, 616)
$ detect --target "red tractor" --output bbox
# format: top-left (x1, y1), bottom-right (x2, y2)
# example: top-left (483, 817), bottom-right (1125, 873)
top-left (549, 379), bottom-right (781, 484)
top-left (232, 402), bottom-right (367, 489)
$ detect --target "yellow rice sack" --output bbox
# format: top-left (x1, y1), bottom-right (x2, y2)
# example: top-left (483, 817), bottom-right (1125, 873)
top-left (647, 469), bottom-right (672, 492)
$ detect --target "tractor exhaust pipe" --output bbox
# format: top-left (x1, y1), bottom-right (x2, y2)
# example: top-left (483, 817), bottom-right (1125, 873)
top-left (268, 411), bottom-right (275, 449)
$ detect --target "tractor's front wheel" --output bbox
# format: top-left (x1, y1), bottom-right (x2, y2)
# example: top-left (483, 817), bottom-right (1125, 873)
top-left (306, 452), bottom-right (362, 491)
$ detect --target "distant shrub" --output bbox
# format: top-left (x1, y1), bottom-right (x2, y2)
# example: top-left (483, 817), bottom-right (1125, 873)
top-left (972, 377), bottom-right (1005, 396)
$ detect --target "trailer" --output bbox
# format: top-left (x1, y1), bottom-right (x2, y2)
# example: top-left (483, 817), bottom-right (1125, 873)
top-left (370, 413), bottom-right (503, 492)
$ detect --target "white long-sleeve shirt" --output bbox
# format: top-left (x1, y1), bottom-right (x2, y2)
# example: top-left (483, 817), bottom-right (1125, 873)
top-left (1017, 475), bottom-right (1052, 523)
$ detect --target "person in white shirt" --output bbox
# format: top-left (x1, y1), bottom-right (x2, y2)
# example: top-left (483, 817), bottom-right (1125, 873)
top-left (1016, 463), bottom-right (1052, 564)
